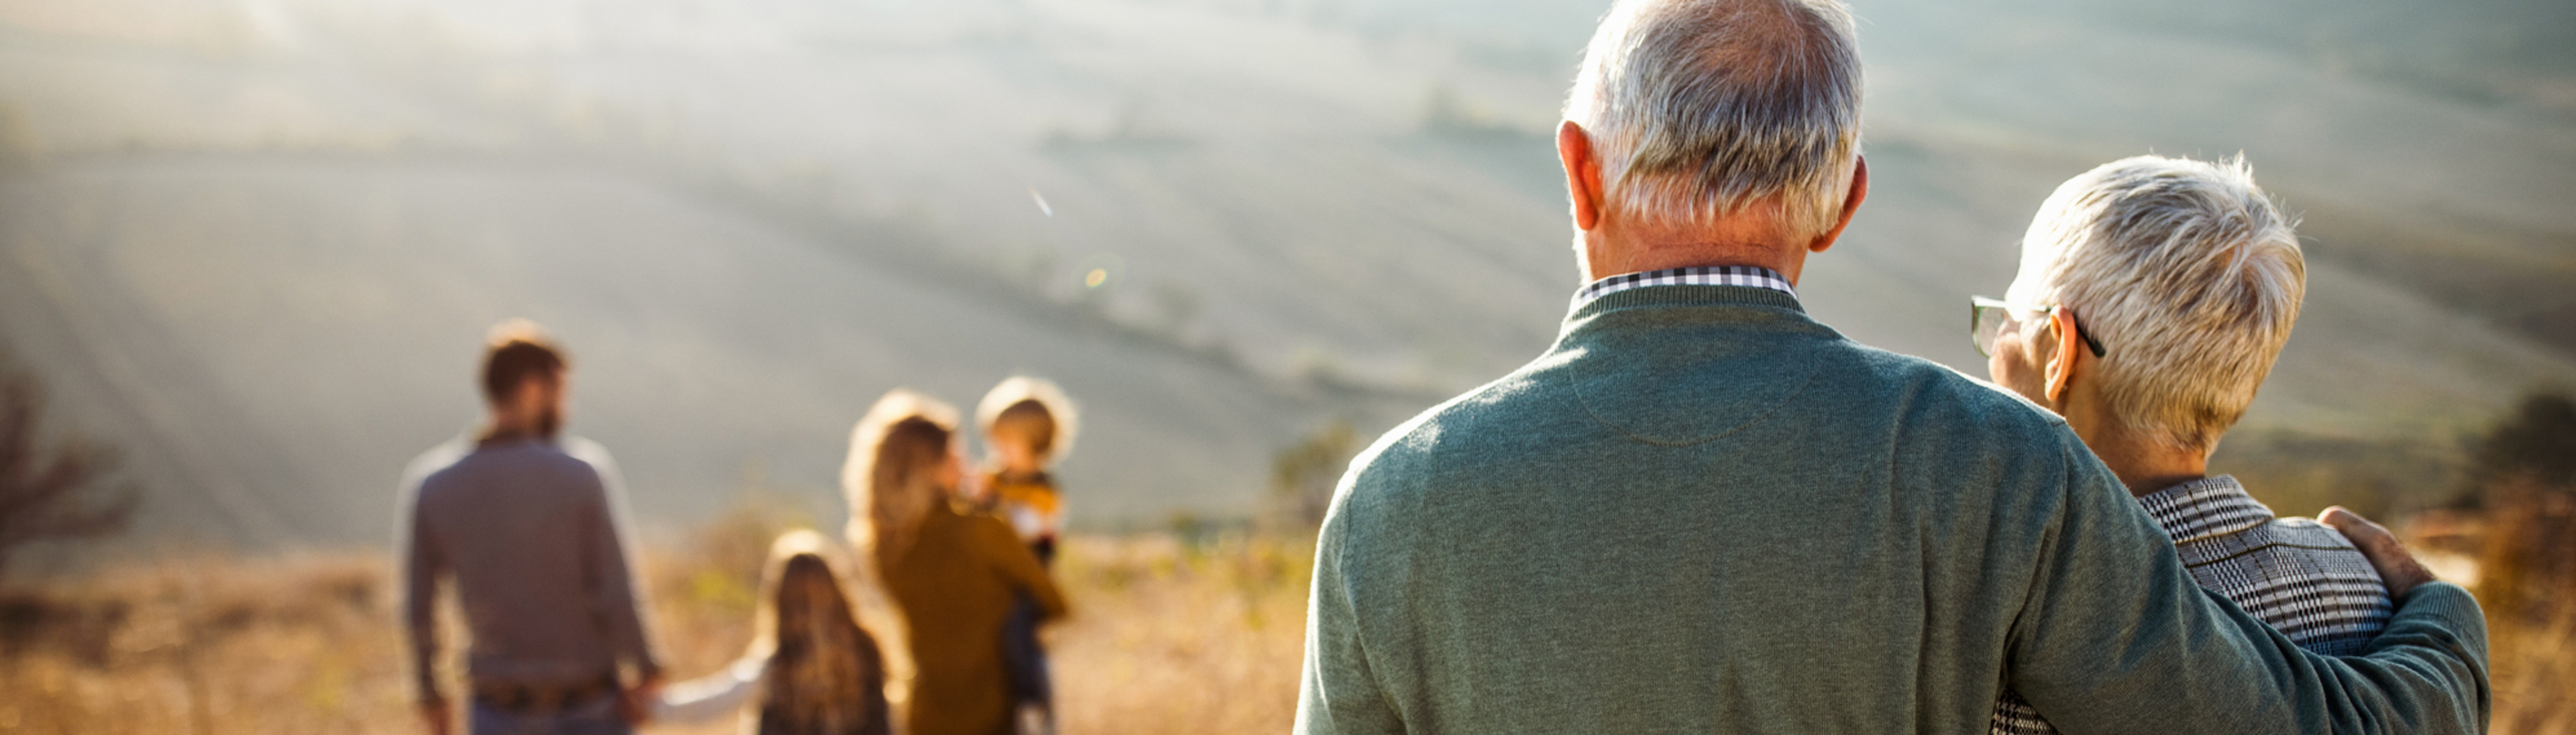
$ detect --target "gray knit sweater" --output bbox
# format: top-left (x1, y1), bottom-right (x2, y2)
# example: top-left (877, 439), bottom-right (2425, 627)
top-left (1295, 284), bottom-right (2488, 734)
top-left (401, 435), bottom-right (663, 703)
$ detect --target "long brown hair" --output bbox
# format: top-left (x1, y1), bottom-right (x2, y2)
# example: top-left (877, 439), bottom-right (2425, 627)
top-left (843, 390), bottom-right (960, 563)
top-left (749, 531), bottom-right (888, 735)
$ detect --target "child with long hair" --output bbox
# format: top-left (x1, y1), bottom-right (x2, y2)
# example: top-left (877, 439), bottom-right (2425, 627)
top-left (846, 390), bottom-right (1069, 735)
top-left (655, 530), bottom-right (892, 735)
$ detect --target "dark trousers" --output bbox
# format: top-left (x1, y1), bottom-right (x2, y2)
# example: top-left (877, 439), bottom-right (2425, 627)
top-left (1003, 593), bottom-right (1051, 707)
top-left (470, 694), bottom-right (627, 735)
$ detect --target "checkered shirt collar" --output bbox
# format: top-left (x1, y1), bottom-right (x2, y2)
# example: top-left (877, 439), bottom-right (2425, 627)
top-left (2135, 475), bottom-right (2273, 544)
top-left (1573, 266), bottom-right (1798, 309)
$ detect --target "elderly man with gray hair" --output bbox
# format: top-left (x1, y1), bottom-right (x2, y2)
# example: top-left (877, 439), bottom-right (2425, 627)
top-left (1293, 0), bottom-right (2488, 732)
top-left (1978, 156), bottom-right (2400, 734)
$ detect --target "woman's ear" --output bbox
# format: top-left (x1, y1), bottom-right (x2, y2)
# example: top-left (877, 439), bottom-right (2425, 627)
top-left (2044, 308), bottom-right (2084, 403)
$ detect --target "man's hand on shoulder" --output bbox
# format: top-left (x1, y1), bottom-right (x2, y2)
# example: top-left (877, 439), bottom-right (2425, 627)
top-left (2322, 506), bottom-right (2436, 598)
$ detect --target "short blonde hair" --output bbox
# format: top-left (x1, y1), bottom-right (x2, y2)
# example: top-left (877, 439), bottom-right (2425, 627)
top-left (1563, 0), bottom-right (1863, 241)
top-left (2008, 154), bottom-right (2305, 452)
top-left (975, 376), bottom-right (1079, 465)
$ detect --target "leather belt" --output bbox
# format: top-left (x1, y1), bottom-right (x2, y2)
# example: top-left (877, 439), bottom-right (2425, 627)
top-left (470, 675), bottom-right (617, 714)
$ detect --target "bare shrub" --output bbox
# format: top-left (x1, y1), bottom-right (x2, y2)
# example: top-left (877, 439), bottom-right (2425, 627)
top-left (0, 368), bottom-right (139, 580)
top-left (1267, 420), bottom-right (1359, 531)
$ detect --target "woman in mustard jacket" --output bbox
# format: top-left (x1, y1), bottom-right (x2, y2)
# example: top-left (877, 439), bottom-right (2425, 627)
top-left (844, 390), bottom-right (1068, 735)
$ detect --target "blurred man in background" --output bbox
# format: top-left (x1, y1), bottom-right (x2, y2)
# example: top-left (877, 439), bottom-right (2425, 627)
top-left (1976, 155), bottom-right (2398, 734)
top-left (399, 321), bottom-right (663, 735)
top-left (1293, 0), bottom-right (2487, 732)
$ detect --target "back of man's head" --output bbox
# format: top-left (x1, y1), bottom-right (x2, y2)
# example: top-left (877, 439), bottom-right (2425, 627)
top-left (1564, 0), bottom-right (1862, 241)
top-left (481, 319), bottom-right (568, 406)
top-left (2008, 155), bottom-right (2304, 453)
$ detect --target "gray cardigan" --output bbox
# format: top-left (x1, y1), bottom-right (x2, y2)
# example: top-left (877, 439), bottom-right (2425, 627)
top-left (1295, 284), bottom-right (2487, 734)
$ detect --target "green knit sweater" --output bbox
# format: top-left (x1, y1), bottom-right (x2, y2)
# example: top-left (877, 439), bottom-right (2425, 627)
top-left (1295, 285), bottom-right (2488, 734)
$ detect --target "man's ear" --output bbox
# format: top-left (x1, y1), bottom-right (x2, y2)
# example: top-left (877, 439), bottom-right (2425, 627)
top-left (1809, 155), bottom-right (1868, 253)
top-left (1558, 121), bottom-right (1603, 231)
top-left (2044, 307), bottom-right (2083, 403)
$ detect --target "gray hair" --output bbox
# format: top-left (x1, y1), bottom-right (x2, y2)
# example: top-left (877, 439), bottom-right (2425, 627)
top-left (2007, 155), bottom-right (2305, 453)
top-left (1563, 0), bottom-right (1863, 240)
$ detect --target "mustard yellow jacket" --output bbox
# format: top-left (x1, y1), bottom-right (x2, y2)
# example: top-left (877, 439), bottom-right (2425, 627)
top-left (879, 501), bottom-right (1068, 735)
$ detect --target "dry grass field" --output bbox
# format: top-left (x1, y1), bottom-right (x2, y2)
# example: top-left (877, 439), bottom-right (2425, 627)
top-left (2490, 610), bottom-right (2576, 735)
top-left (0, 514), bottom-right (1313, 735)
top-left (0, 509), bottom-right (2567, 734)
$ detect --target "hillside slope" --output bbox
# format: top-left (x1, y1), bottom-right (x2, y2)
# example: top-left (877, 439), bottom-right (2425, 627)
top-left (1, 0), bottom-right (2569, 549)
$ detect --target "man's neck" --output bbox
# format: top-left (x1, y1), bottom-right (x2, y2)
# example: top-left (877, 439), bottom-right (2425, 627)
top-left (477, 413), bottom-right (554, 447)
top-left (1581, 230), bottom-right (1807, 285)
top-left (477, 427), bottom-right (552, 447)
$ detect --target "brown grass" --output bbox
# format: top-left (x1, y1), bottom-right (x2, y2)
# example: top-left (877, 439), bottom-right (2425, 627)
top-left (2465, 481), bottom-right (2576, 735)
top-left (0, 553), bottom-right (415, 735)
top-left (2491, 610), bottom-right (2576, 735)
top-left (1049, 534), bottom-right (1311, 734)
top-left (0, 511), bottom-right (2566, 734)
top-left (0, 519), bottom-right (1313, 735)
